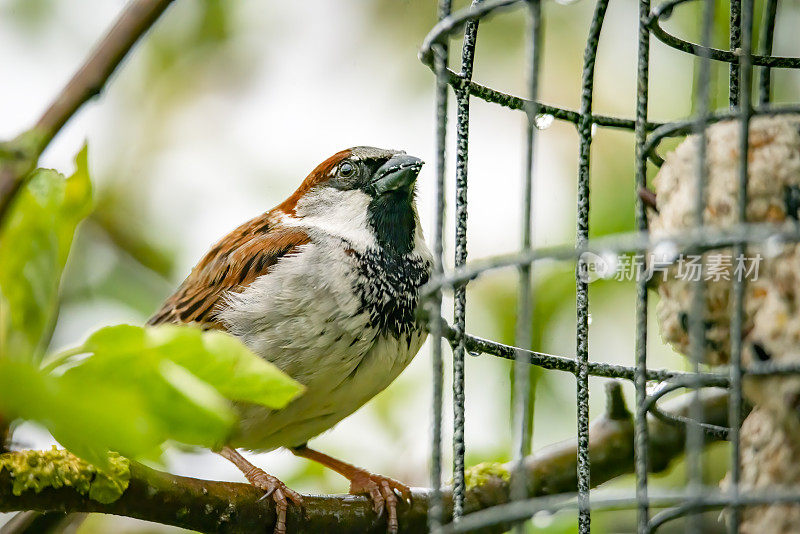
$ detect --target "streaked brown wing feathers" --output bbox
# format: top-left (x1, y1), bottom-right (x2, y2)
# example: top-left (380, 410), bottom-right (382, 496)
top-left (148, 216), bottom-right (310, 329)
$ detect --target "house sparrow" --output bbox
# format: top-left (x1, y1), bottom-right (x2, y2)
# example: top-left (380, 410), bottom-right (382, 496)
top-left (148, 146), bottom-right (432, 534)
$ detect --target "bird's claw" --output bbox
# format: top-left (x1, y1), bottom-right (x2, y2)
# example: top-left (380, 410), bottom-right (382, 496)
top-left (246, 469), bottom-right (303, 534)
top-left (349, 471), bottom-right (412, 534)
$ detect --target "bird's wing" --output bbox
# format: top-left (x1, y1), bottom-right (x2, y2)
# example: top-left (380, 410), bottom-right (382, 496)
top-left (148, 215), bottom-right (310, 329)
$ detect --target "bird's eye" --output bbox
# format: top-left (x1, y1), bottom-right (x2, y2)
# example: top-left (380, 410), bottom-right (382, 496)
top-left (338, 161), bottom-right (356, 178)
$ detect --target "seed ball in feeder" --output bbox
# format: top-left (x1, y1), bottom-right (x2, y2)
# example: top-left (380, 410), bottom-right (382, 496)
top-left (650, 115), bottom-right (800, 365)
top-left (743, 278), bottom-right (800, 434)
top-left (722, 406), bottom-right (800, 534)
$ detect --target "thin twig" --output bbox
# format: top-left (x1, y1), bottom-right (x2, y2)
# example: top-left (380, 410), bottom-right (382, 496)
top-left (0, 0), bottom-right (177, 222)
top-left (34, 0), bottom-right (176, 151)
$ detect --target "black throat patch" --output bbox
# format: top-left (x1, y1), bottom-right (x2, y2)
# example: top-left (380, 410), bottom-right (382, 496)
top-left (367, 190), bottom-right (417, 255)
top-left (349, 247), bottom-right (431, 338)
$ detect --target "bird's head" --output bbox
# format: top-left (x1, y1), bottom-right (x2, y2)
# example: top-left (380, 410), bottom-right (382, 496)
top-left (277, 146), bottom-right (425, 254)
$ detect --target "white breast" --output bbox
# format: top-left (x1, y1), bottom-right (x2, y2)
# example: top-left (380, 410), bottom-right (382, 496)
top-left (218, 233), bottom-right (431, 451)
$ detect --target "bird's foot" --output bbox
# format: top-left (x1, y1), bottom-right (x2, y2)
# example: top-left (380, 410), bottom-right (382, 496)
top-left (243, 466), bottom-right (303, 534)
top-left (348, 470), bottom-right (412, 534)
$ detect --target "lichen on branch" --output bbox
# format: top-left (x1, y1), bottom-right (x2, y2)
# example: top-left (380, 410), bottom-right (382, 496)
top-left (464, 463), bottom-right (510, 492)
top-left (0, 447), bottom-right (129, 505)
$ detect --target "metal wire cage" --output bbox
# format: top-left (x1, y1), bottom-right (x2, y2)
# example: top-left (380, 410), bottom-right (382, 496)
top-left (418, 0), bottom-right (800, 532)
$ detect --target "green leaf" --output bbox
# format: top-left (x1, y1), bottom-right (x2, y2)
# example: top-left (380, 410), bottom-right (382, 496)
top-left (65, 324), bottom-right (304, 449)
top-left (82, 324), bottom-right (305, 409)
top-left (184, 329), bottom-right (305, 408)
top-left (0, 359), bottom-right (163, 467)
top-left (13, 324), bottom-right (304, 465)
top-left (57, 331), bottom-right (235, 450)
top-left (0, 145), bottom-right (93, 361)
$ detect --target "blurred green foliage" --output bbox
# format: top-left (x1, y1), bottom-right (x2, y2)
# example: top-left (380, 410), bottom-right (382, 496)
top-left (1, 0), bottom-right (56, 29)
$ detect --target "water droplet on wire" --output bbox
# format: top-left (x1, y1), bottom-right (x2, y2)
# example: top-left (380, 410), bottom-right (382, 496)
top-left (764, 234), bottom-right (785, 259)
top-left (534, 113), bottom-right (554, 130)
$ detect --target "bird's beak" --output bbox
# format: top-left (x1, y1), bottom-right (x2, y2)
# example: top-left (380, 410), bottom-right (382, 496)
top-left (369, 154), bottom-right (424, 196)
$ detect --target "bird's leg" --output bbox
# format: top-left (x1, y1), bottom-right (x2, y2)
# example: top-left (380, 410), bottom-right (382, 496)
top-left (290, 444), bottom-right (411, 534)
top-left (218, 446), bottom-right (303, 534)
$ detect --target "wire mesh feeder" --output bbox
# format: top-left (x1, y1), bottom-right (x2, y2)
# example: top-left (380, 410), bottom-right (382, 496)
top-left (418, 0), bottom-right (800, 533)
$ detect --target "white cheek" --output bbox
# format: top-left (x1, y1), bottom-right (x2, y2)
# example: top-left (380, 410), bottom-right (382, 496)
top-left (283, 188), bottom-right (377, 249)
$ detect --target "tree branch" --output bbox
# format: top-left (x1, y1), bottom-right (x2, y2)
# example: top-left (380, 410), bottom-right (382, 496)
top-left (0, 385), bottom-right (733, 533)
top-left (34, 0), bottom-right (175, 151)
top-left (0, 0), bottom-right (177, 222)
